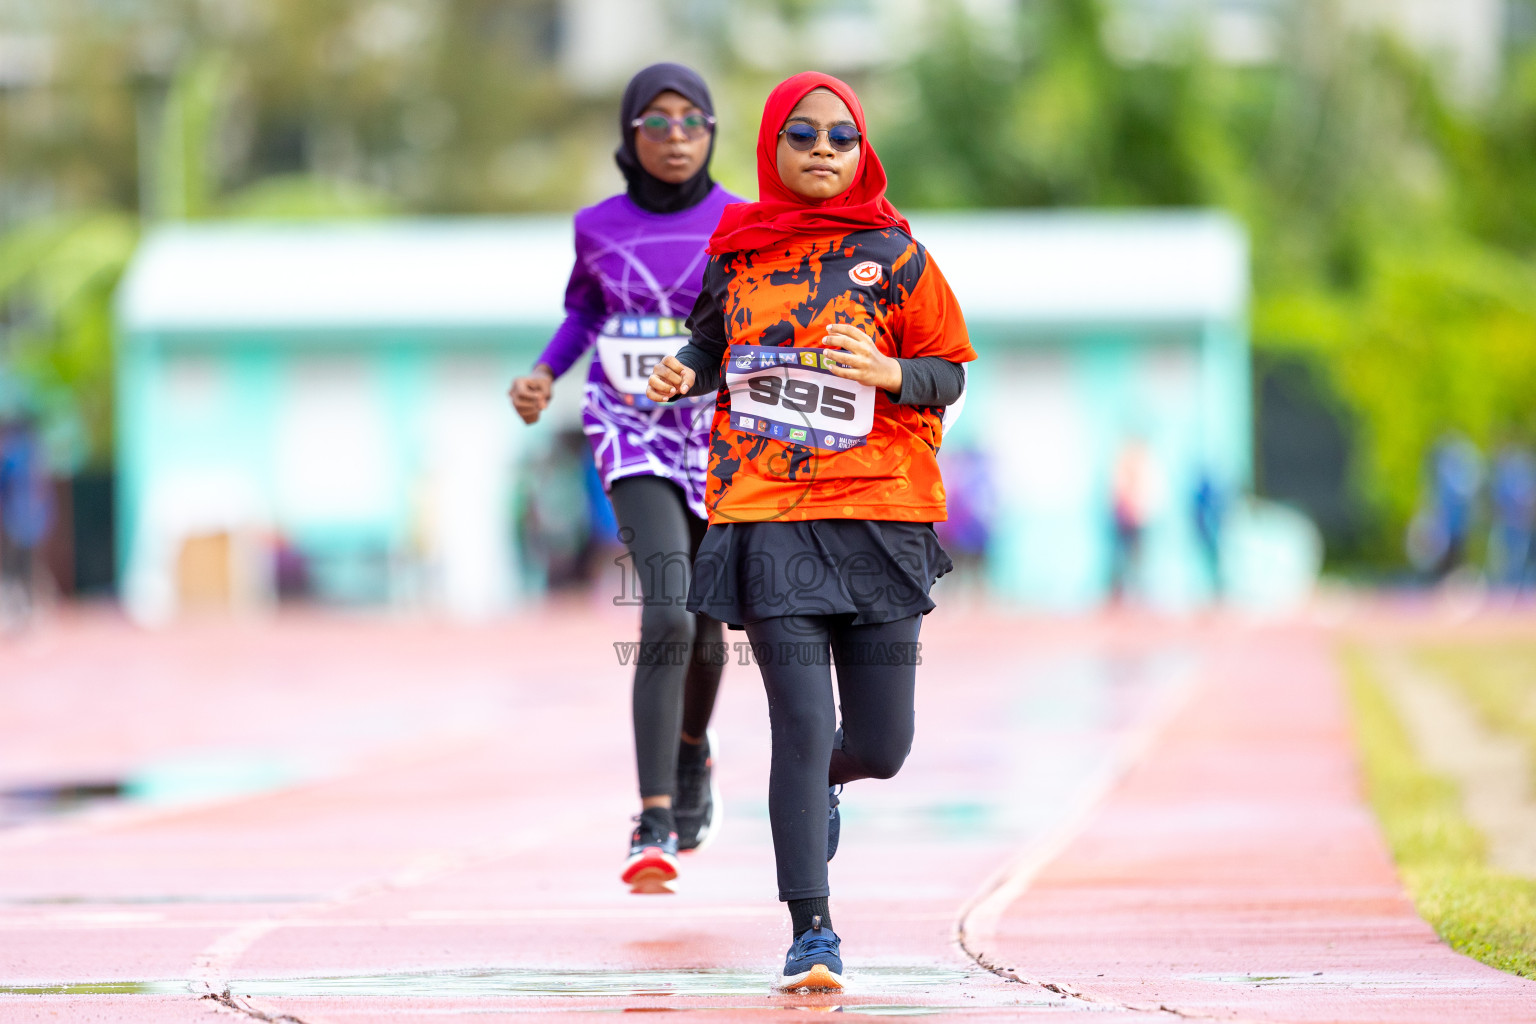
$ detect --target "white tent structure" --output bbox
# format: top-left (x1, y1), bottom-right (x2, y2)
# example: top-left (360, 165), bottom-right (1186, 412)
top-left (116, 212), bottom-right (1313, 619)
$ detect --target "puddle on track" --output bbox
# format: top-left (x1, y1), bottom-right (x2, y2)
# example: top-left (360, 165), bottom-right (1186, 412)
top-left (2, 967), bottom-right (1083, 1014)
top-left (1, 893), bottom-right (324, 906)
top-left (0, 781), bottom-right (126, 827)
top-left (0, 755), bottom-right (320, 829)
top-left (0, 981), bottom-right (189, 995)
top-left (227, 965), bottom-right (977, 998)
top-left (222, 965), bottom-right (1084, 1014)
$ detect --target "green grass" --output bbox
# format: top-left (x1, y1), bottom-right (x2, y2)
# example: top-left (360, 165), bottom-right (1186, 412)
top-left (1343, 649), bottom-right (1536, 978)
top-left (1417, 641), bottom-right (1536, 791)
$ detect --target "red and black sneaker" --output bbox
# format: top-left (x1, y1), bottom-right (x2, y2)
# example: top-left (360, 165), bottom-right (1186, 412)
top-left (621, 810), bottom-right (679, 894)
top-left (827, 785), bottom-right (841, 862)
top-left (675, 730), bottom-right (720, 852)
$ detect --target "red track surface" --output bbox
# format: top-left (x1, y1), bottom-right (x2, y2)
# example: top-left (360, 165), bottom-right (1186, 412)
top-left (961, 622), bottom-right (1536, 1022)
top-left (0, 603), bottom-right (1532, 1022)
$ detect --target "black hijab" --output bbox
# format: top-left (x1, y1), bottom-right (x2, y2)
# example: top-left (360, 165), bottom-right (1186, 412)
top-left (616, 63), bottom-right (716, 214)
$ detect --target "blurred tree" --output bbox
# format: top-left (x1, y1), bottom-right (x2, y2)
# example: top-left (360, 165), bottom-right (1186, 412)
top-left (155, 51), bottom-right (232, 220)
top-left (876, 0), bottom-right (1536, 564)
top-left (4, 0), bottom-right (1535, 563)
top-left (0, 0), bottom-right (581, 468)
top-left (0, 212), bottom-right (137, 469)
top-left (0, 0), bottom-right (595, 225)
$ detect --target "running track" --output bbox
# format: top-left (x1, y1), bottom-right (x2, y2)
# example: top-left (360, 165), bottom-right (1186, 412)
top-left (0, 604), bottom-right (1531, 1021)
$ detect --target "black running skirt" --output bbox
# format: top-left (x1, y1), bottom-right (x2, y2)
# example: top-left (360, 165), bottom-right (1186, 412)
top-left (686, 519), bottom-right (953, 628)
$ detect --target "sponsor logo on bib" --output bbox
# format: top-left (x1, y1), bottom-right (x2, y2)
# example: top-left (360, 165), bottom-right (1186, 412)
top-left (849, 261), bottom-right (882, 286)
top-left (725, 343), bottom-right (875, 454)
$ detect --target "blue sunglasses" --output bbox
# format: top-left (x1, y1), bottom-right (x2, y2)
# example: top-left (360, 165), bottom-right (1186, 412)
top-left (779, 123), bottom-right (862, 153)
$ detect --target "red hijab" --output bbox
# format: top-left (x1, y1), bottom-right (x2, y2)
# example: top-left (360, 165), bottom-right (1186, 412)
top-left (707, 71), bottom-right (910, 256)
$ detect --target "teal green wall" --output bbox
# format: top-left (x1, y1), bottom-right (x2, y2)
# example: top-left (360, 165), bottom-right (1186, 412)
top-left (118, 317), bottom-right (1248, 610)
top-left (942, 317), bottom-right (1249, 611)
top-left (116, 326), bottom-right (549, 601)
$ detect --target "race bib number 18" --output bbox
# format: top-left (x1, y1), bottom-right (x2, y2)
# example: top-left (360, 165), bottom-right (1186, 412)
top-left (596, 315), bottom-right (691, 398)
top-left (725, 344), bottom-right (875, 452)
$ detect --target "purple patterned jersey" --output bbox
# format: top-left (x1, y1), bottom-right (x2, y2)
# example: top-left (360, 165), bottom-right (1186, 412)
top-left (537, 185), bottom-right (740, 520)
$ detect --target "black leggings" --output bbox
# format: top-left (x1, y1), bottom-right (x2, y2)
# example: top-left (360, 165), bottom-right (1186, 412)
top-left (742, 613), bottom-right (922, 901)
top-left (609, 476), bottom-right (725, 800)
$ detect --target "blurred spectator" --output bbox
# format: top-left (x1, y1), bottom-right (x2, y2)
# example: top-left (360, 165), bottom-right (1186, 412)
top-left (1488, 444), bottom-right (1536, 591)
top-left (273, 534), bottom-right (312, 601)
top-left (518, 429), bottom-right (604, 591)
top-left (1407, 432), bottom-right (1484, 582)
top-left (1192, 470), bottom-right (1225, 597)
top-left (0, 414), bottom-right (55, 626)
top-left (935, 445), bottom-right (995, 584)
top-left (1109, 438), bottom-right (1160, 603)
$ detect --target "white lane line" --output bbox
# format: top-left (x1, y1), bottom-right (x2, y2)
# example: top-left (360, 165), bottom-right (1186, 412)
top-left (952, 654), bottom-right (1204, 987)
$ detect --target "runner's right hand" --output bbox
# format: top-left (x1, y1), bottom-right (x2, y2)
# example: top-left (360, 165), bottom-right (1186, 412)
top-left (509, 368), bottom-right (554, 424)
top-left (646, 355), bottom-right (695, 403)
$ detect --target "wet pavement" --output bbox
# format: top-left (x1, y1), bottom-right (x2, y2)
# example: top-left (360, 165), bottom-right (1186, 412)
top-left (963, 620), bottom-right (1536, 1022)
top-left (0, 604), bottom-right (1532, 1021)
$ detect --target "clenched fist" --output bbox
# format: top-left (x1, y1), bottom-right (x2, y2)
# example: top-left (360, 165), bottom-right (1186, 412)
top-left (508, 365), bottom-right (555, 424)
top-left (645, 355), bottom-right (696, 404)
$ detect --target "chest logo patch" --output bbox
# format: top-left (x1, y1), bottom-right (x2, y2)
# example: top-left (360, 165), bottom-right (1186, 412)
top-left (849, 261), bottom-right (883, 286)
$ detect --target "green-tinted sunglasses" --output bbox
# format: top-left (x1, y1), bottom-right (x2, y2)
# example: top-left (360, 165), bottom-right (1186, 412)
top-left (632, 113), bottom-right (716, 142)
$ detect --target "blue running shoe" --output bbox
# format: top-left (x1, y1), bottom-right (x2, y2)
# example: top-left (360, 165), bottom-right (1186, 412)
top-left (826, 785), bottom-right (841, 862)
top-left (778, 915), bottom-right (844, 991)
top-left (621, 812), bottom-right (679, 894)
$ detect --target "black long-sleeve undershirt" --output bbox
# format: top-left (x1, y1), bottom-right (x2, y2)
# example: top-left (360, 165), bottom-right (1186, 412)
top-left (889, 356), bottom-right (966, 406)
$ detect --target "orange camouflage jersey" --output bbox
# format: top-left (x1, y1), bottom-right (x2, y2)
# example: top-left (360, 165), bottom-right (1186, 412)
top-left (680, 227), bottom-right (977, 525)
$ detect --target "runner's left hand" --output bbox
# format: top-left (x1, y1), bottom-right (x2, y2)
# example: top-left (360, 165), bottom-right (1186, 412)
top-left (646, 354), bottom-right (696, 403)
top-left (822, 324), bottom-right (901, 394)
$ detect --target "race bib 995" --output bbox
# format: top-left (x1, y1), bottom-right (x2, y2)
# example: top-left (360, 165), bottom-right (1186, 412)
top-left (725, 344), bottom-right (874, 452)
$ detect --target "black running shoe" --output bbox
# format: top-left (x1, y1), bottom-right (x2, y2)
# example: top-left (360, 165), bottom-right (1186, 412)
top-left (675, 729), bottom-right (720, 852)
top-left (826, 785), bottom-right (841, 862)
top-left (778, 915), bottom-right (844, 991)
top-left (621, 810), bottom-right (679, 894)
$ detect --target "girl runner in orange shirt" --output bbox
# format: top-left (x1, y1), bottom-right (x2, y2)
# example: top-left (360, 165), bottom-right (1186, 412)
top-left (646, 71), bottom-right (976, 990)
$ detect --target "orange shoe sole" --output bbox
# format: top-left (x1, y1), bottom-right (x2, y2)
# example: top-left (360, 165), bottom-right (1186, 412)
top-left (778, 963), bottom-right (844, 991)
